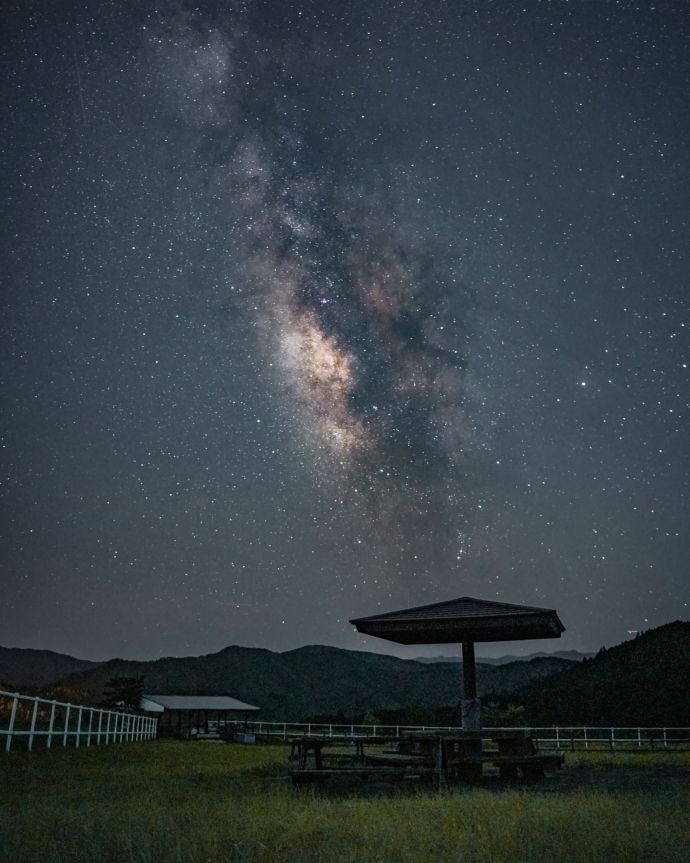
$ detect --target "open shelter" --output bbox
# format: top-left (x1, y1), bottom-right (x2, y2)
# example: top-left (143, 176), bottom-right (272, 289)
top-left (350, 595), bottom-right (564, 730)
top-left (140, 694), bottom-right (260, 739)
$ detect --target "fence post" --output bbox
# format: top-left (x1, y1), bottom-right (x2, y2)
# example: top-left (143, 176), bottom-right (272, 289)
top-left (27, 697), bottom-right (39, 752)
top-left (96, 710), bottom-right (103, 745)
top-left (329, 724), bottom-right (333, 738)
top-left (610, 728), bottom-right (615, 751)
top-left (5, 694), bottom-right (19, 753)
top-left (637, 727), bottom-right (641, 748)
top-left (663, 728), bottom-right (667, 748)
top-left (584, 726), bottom-right (588, 749)
top-left (75, 708), bottom-right (83, 748)
top-left (47, 700), bottom-right (57, 750)
top-left (63, 704), bottom-right (71, 747)
top-left (105, 711), bottom-right (112, 744)
top-left (87, 709), bottom-right (94, 746)
top-left (555, 727), bottom-right (560, 750)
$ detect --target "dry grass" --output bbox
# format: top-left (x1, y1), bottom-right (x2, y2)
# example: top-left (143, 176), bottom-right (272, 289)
top-left (1, 741), bottom-right (688, 863)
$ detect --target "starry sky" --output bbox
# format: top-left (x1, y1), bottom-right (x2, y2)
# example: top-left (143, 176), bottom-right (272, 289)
top-left (1, 0), bottom-right (688, 662)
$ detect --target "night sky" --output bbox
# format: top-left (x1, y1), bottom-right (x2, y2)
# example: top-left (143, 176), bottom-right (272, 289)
top-left (2, 0), bottom-right (688, 662)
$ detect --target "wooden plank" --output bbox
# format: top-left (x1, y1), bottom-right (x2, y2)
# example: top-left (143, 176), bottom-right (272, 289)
top-left (291, 767), bottom-right (436, 781)
top-left (459, 753), bottom-right (563, 766)
top-left (364, 753), bottom-right (429, 766)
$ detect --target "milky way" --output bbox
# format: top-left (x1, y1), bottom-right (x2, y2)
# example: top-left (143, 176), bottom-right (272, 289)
top-left (152, 11), bottom-right (478, 538)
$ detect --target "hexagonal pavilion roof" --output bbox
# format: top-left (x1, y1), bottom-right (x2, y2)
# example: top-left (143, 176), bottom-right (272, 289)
top-left (350, 596), bottom-right (564, 645)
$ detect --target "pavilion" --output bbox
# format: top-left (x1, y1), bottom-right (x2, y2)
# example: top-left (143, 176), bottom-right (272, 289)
top-left (140, 694), bottom-right (260, 739)
top-left (350, 595), bottom-right (564, 730)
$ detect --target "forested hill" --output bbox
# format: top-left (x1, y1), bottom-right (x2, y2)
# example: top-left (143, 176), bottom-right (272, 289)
top-left (0, 646), bottom-right (101, 689)
top-left (47, 645), bottom-right (571, 721)
top-left (503, 621), bottom-right (690, 726)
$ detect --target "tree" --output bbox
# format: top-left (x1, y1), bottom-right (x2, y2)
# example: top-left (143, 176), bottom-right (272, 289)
top-left (103, 676), bottom-right (144, 710)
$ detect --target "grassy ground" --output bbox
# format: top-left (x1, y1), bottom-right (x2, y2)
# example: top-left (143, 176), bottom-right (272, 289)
top-left (1, 741), bottom-right (688, 863)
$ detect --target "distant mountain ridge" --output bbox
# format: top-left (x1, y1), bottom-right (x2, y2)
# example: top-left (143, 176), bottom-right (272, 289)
top-left (5, 622), bottom-right (686, 725)
top-left (0, 642), bottom-right (572, 721)
top-left (0, 646), bottom-right (101, 689)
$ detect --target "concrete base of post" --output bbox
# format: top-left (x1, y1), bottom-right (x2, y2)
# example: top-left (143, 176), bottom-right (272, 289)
top-left (461, 698), bottom-right (481, 731)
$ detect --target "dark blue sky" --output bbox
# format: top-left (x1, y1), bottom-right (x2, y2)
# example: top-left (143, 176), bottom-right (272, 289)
top-left (1, 0), bottom-right (688, 660)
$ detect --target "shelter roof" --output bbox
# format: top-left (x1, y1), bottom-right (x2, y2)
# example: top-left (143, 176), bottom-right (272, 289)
top-left (350, 595), bottom-right (564, 644)
top-left (141, 695), bottom-right (260, 712)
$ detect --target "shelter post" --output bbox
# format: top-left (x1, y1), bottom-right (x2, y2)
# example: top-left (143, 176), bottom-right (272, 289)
top-left (461, 640), bottom-right (481, 731)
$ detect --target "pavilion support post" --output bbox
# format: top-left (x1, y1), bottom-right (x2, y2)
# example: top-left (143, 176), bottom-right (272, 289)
top-left (461, 641), bottom-right (481, 731)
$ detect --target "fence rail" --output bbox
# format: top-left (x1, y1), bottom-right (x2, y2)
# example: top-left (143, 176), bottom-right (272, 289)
top-left (0, 690), bottom-right (157, 753)
top-left (240, 720), bottom-right (690, 751)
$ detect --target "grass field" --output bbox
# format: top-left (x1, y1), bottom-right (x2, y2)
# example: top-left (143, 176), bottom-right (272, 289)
top-left (1, 741), bottom-right (688, 863)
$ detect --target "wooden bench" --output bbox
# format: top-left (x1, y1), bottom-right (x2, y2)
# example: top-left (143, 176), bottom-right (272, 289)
top-left (458, 752), bottom-right (565, 780)
top-left (290, 765), bottom-right (436, 787)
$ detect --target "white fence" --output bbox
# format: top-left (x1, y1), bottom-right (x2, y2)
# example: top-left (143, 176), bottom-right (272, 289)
top-left (0, 690), bottom-right (157, 753)
top-left (240, 720), bottom-right (690, 751)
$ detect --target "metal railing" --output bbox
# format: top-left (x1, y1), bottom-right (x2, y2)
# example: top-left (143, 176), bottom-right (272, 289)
top-left (237, 720), bottom-right (690, 751)
top-left (0, 690), bottom-right (158, 753)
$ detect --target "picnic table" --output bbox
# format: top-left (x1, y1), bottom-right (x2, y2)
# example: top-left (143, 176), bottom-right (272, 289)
top-left (289, 730), bottom-right (564, 788)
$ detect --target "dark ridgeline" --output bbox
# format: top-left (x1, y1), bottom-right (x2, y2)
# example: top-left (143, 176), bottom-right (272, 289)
top-left (2, 620), bottom-right (688, 726)
top-left (351, 596), bottom-right (565, 730)
top-left (0, 647), bottom-right (100, 688)
top-left (0, 643), bottom-right (571, 721)
top-left (506, 620), bottom-right (690, 726)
